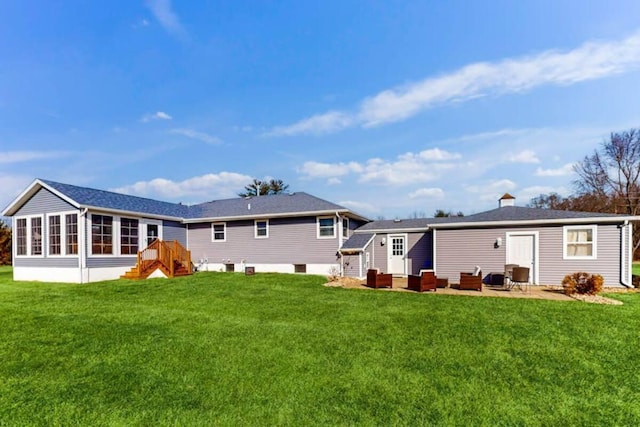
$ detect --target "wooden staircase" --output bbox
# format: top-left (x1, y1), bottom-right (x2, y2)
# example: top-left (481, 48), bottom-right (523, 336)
top-left (121, 239), bottom-right (193, 280)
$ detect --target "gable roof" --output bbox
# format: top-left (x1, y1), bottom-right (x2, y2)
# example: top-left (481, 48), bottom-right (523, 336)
top-left (2, 178), bottom-right (367, 222)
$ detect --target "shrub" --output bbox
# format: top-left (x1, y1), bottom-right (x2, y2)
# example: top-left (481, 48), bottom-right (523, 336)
top-left (562, 272), bottom-right (604, 295)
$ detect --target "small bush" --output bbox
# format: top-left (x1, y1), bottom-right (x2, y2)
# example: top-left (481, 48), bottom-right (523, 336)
top-left (632, 275), bottom-right (640, 289)
top-left (562, 272), bottom-right (604, 295)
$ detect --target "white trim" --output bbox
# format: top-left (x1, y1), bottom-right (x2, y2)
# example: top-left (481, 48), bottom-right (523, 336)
top-left (212, 222), bottom-right (226, 242)
top-left (342, 217), bottom-right (350, 239)
top-left (184, 209), bottom-right (357, 223)
top-left (506, 231), bottom-right (539, 285)
top-left (88, 212), bottom-right (145, 257)
top-left (13, 214), bottom-right (45, 258)
top-left (563, 225), bottom-right (597, 260)
top-left (317, 216), bottom-right (336, 239)
top-left (431, 216), bottom-right (638, 229)
top-left (254, 219), bottom-right (269, 239)
top-left (141, 219), bottom-right (163, 249)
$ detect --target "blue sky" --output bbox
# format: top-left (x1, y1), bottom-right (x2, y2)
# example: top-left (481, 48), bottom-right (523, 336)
top-left (2, 1), bottom-right (640, 219)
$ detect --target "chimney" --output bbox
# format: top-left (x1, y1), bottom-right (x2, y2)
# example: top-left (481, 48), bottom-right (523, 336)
top-left (499, 193), bottom-right (515, 208)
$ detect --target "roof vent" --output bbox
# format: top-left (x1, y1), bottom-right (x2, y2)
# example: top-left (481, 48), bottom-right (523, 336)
top-left (393, 218), bottom-right (402, 223)
top-left (247, 203), bottom-right (251, 211)
top-left (499, 193), bottom-right (516, 208)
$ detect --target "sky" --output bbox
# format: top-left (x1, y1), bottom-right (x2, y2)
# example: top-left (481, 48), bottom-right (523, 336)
top-left (2, 0), bottom-right (640, 220)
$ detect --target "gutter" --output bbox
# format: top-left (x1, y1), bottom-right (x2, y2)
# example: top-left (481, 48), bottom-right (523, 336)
top-left (621, 221), bottom-right (632, 288)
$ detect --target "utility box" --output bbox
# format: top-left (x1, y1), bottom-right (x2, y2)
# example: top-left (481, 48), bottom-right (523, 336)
top-left (245, 266), bottom-right (255, 276)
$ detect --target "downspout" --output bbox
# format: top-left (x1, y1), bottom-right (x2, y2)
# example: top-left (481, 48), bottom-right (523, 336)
top-left (336, 212), bottom-right (342, 274)
top-left (79, 208), bottom-right (88, 284)
top-left (621, 221), bottom-right (631, 288)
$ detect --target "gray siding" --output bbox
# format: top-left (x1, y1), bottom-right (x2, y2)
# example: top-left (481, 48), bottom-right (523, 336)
top-left (16, 188), bottom-right (76, 215)
top-left (342, 253), bottom-right (363, 277)
top-left (435, 224), bottom-right (625, 286)
top-left (187, 216), bottom-right (341, 265)
top-left (163, 220), bottom-right (187, 246)
top-left (13, 257), bottom-right (78, 267)
top-left (86, 257), bottom-right (137, 268)
top-left (365, 232), bottom-right (433, 275)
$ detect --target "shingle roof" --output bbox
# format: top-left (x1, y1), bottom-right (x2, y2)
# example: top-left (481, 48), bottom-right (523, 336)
top-left (189, 192), bottom-right (349, 220)
top-left (36, 180), bottom-right (351, 221)
top-left (340, 233), bottom-right (375, 251)
top-left (357, 206), bottom-right (629, 232)
top-left (42, 179), bottom-right (191, 218)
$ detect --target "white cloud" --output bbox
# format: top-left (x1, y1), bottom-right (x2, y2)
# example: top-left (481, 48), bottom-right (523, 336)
top-left (110, 172), bottom-right (253, 201)
top-left (298, 148), bottom-right (460, 186)
top-left (465, 179), bottom-right (518, 204)
top-left (298, 161), bottom-right (363, 178)
top-left (518, 185), bottom-right (572, 202)
top-left (141, 111), bottom-right (172, 123)
top-left (327, 178), bottom-right (342, 185)
top-left (170, 128), bottom-right (222, 145)
top-left (507, 149), bottom-right (540, 164)
top-left (145, 0), bottom-right (186, 38)
top-left (409, 188), bottom-right (445, 199)
top-left (0, 151), bottom-right (68, 164)
top-left (267, 111), bottom-right (352, 136)
top-left (535, 163), bottom-right (575, 177)
top-left (270, 30), bottom-right (640, 135)
top-left (0, 174), bottom-right (33, 211)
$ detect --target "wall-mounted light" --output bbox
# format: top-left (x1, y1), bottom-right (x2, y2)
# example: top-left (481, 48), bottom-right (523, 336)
top-left (381, 237), bottom-right (386, 246)
top-left (494, 237), bottom-right (502, 248)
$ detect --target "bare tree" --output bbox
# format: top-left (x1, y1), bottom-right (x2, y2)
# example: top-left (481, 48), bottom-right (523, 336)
top-left (433, 209), bottom-right (464, 217)
top-left (0, 220), bottom-right (11, 265)
top-left (573, 129), bottom-right (640, 256)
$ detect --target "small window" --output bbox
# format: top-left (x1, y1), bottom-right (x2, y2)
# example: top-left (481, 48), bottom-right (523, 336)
top-left (317, 217), bottom-right (336, 238)
top-left (564, 225), bottom-right (596, 259)
top-left (342, 218), bottom-right (349, 238)
top-left (255, 220), bottom-right (269, 238)
top-left (16, 218), bottom-right (27, 256)
top-left (212, 223), bottom-right (226, 242)
top-left (294, 264), bottom-right (307, 273)
top-left (49, 215), bottom-right (62, 255)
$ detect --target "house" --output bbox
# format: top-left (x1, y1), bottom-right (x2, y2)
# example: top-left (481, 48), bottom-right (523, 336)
top-left (2, 179), bottom-right (368, 283)
top-left (341, 194), bottom-right (639, 288)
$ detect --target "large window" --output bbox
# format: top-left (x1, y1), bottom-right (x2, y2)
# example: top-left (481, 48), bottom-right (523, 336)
top-left (342, 218), bottom-right (349, 238)
top-left (16, 218), bottom-right (27, 256)
top-left (49, 215), bottom-right (61, 255)
top-left (31, 217), bottom-right (42, 256)
top-left (120, 218), bottom-right (139, 255)
top-left (255, 220), bottom-right (268, 238)
top-left (66, 214), bottom-right (78, 255)
top-left (317, 217), bottom-right (336, 238)
top-left (92, 214), bottom-right (113, 255)
top-left (564, 225), bottom-right (596, 259)
top-left (212, 223), bottom-right (226, 242)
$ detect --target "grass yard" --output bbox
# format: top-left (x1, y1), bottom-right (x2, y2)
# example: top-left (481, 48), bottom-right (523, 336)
top-left (1, 268), bottom-right (640, 425)
top-left (633, 262), bottom-right (640, 276)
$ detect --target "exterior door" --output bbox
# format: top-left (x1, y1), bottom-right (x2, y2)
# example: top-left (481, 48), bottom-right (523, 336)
top-left (506, 233), bottom-right (537, 284)
top-left (142, 220), bottom-right (162, 248)
top-left (388, 235), bottom-right (407, 275)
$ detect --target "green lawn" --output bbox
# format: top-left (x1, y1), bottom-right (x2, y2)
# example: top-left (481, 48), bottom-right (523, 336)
top-left (633, 262), bottom-right (640, 276)
top-left (1, 268), bottom-right (640, 425)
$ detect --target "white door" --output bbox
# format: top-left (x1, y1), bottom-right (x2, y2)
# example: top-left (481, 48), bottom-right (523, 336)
top-left (141, 220), bottom-right (162, 248)
top-left (388, 235), bottom-right (407, 275)
top-left (506, 233), bottom-right (536, 283)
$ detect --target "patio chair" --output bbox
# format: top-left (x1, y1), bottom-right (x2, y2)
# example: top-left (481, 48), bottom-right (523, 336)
top-left (504, 264), bottom-right (519, 289)
top-left (407, 270), bottom-right (436, 292)
top-left (510, 266), bottom-right (530, 292)
top-left (459, 266), bottom-right (482, 291)
top-left (366, 269), bottom-right (393, 289)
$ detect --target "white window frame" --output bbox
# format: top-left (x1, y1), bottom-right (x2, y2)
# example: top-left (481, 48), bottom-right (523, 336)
top-left (14, 214), bottom-right (45, 258)
top-left (255, 219), bottom-right (269, 239)
top-left (317, 216), bottom-right (336, 239)
top-left (88, 213), bottom-right (142, 257)
top-left (563, 225), bottom-right (597, 260)
top-left (120, 217), bottom-right (140, 256)
top-left (45, 211), bottom-right (79, 257)
top-left (212, 222), bottom-right (226, 242)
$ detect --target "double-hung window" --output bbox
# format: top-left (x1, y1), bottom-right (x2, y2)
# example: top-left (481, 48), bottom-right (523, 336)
top-left (49, 215), bottom-right (62, 255)
top-left (564, 225), bottom-right (597, 259)
top-left (342, 218), bottom-right (349, 238)
top-left (212, 223), bottom-right (226, 242)
top-left (31, 217), bottom-right (43, 255)
top-left (66, 214), bottom-right (78, 255)
top-left (16, 218), bottom-right (27, 255)
top-left (92, 214), bottom-right (113, 255)
top-left (317, 216), bottom-right (336, 238)
top-left (120, 218), bottom-right (139, 255)
top-left (255, 220), bottom-right (268, 238)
